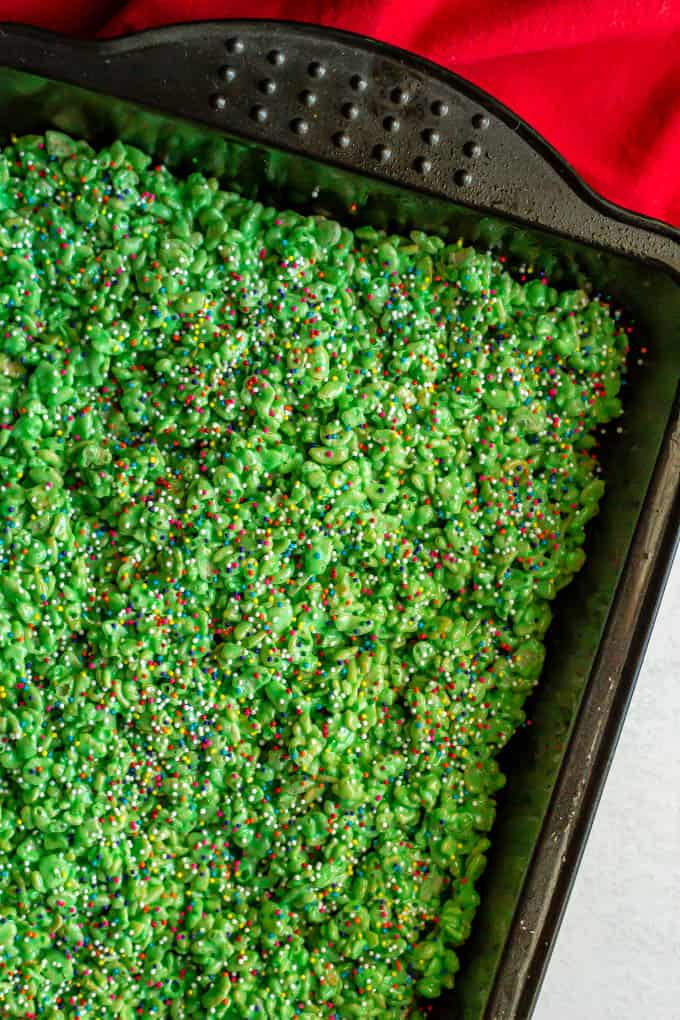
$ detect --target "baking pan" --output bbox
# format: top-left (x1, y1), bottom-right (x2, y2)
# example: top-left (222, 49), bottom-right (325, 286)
top-left (0, 19), bottom-right (678, 1019)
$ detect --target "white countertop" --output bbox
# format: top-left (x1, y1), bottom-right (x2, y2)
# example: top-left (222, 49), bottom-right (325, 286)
top-left (535, 552), bottom-right (680, 1020)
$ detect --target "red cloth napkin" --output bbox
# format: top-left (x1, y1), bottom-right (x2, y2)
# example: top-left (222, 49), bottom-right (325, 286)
top-left (1, 0), bottom-right (679, 227)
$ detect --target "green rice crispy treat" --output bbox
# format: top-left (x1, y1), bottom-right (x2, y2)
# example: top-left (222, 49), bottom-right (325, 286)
top-left (0, 131), bottom-right (626, 1020)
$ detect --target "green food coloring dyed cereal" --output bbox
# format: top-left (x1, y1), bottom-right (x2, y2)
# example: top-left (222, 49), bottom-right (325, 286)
top-left (0, 131), bottom-right (627, 1019)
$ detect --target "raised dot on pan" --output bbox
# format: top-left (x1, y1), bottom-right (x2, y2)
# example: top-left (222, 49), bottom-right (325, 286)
top-left (308, 61), bottom-right (326, 78)
top-left (290, 118), bottom-right (309, 136)
top-left (300, 89), bottom-right (317, 107)
top-left (373, 143), bottom-right (392, 163)
top-left (472, 113), bottom-right (490, 129)
top-left (414, 156), bottom-right (432, 175)
top-left (391, 86), bottom-right (409, 104)
top-left (219, 65), bottom-right (237, 83)
top-left (431, 99), bottom-right (448, 116)
top-left (350, 74), bottom-right (367, 91)
top-left (225, 37), bottom-right (244, 54)
top-left (455, 168), bottom-right (473, 186)
top-left (464, 140), bottom-right (482, 158)
top-left (342, 102), bottom-right (359, 120)
top-left (333, 131), bottom-right (351, 149)
top-left (259, 78), bottom-right (277, 95)
top-left (210, 94), bottom-right (227, 111)
top-left (250, 105), bottom-right (269, 124)
top-left (383, 115), bottom-right (400, 133)
top-left (422, 128), bottom-right (440, 145)
top-left (268, 49), bottom-right (285, 66)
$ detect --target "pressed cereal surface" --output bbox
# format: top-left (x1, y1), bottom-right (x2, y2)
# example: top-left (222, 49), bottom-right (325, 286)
top-left (0, 132), bottom-right (626, 1020)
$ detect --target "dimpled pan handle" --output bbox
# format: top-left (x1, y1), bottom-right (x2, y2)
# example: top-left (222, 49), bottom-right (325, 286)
top-left (1, 19), bottom-right (680, 273)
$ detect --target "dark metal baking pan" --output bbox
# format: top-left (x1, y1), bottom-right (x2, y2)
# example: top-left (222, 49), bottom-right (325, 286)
top-left (0, 19), bottom-right (678, 1019)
